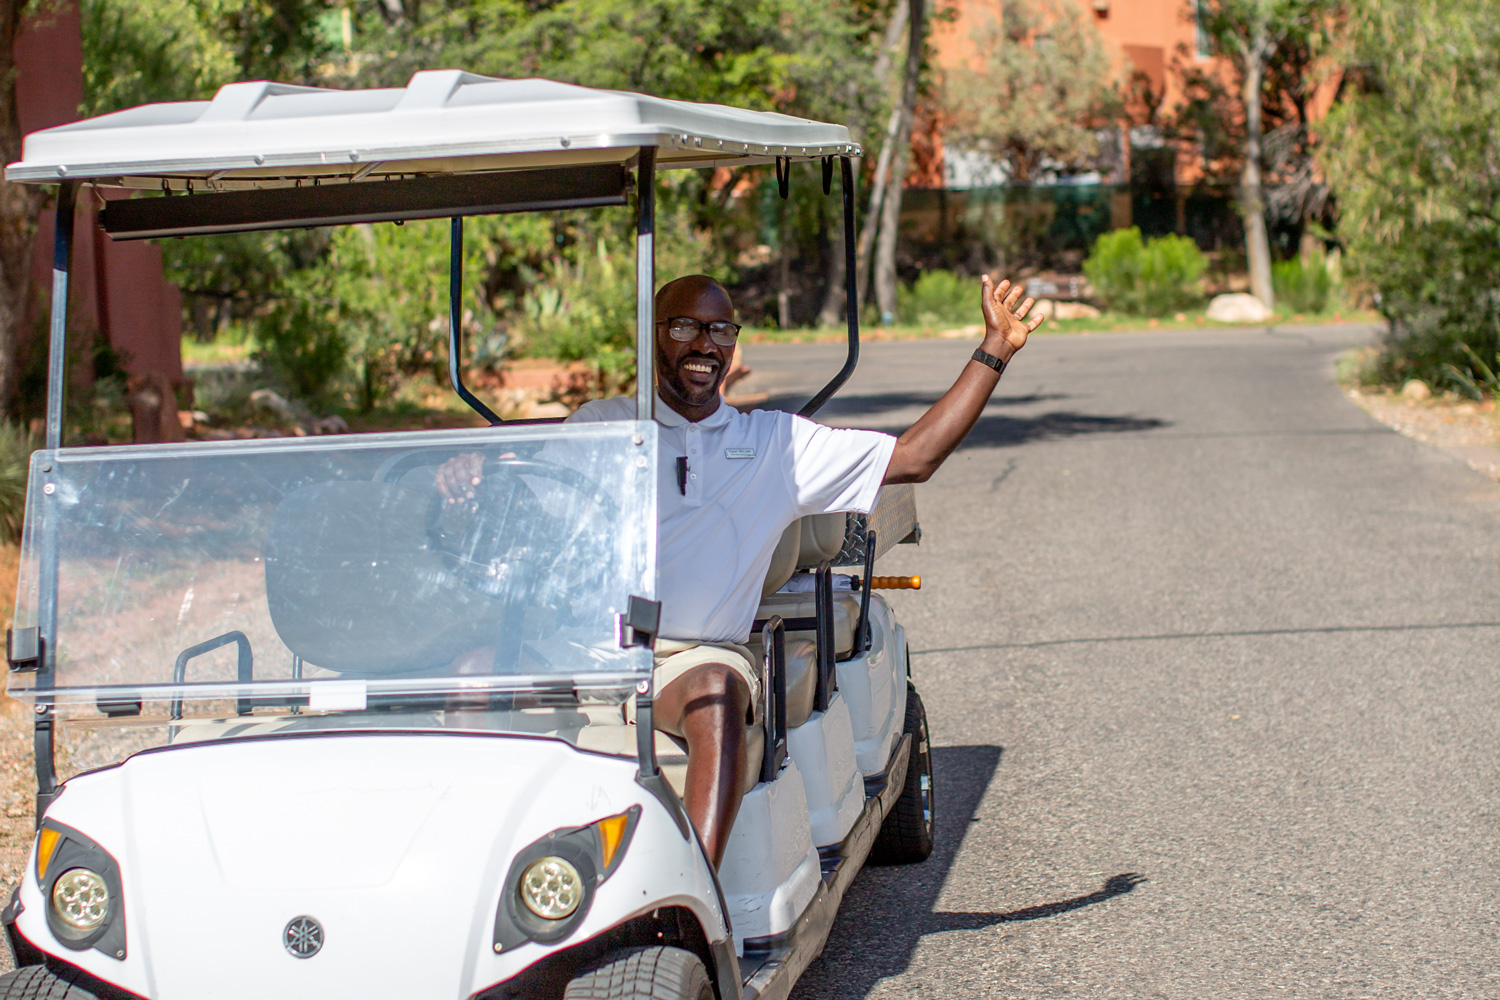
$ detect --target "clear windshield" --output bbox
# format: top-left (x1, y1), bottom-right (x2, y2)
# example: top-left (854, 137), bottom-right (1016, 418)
top-left (7, 423), bottom-right (656, 765)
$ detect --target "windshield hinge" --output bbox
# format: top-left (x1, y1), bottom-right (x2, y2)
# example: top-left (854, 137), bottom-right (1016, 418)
top-left (7, 628), bottom-right (40, 672)
top-left (617, 596), bottom-right (661, 650)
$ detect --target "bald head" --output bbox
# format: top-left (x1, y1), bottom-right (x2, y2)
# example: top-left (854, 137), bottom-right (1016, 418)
top-left (656, 275), bottom-right (734, 319)
top-left (654, 274), bottom-right (737, 419)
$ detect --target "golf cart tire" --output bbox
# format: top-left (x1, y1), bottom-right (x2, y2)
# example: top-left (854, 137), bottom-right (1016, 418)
top-left (563, 946), bottom-right (713, 1000)
top-left (869, 683), bottom-right (935, 865)
top-left (0, 963), bottom-right (129, 1000)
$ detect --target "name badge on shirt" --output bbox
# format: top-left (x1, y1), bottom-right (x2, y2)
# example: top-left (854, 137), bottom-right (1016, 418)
top-left (725, 447), bottom-right (755, 460)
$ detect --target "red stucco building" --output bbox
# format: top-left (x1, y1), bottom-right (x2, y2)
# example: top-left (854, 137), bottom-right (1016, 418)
top-left (11, 1), bottom-right (184, 436)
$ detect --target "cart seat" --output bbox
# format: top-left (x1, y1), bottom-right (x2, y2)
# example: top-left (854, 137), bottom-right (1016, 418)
top-left (756, 591), bottom-right (858, 658)
top-left (755, 510), bottom-right (858, 658)
top-left (744, 636), bottom-right (818, 729)
top-left (264, 481), bottom-right (510, 675)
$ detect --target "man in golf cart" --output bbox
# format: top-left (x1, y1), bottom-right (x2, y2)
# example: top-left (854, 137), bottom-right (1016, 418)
top-left (438, 272), bottom-right (1042, 867)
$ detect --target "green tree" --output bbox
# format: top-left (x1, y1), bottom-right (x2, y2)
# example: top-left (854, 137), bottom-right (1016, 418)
top-left (1320, 0), bottom-right (1500, 386)
top-left (79, 0), bottom-right (234, 115)
top-left (943, 0), bottom-right (1120, 185)
top-left (941, 0), bottom-right (1121, 267)
top-left (1191, 0), bottom-right (1338, 308)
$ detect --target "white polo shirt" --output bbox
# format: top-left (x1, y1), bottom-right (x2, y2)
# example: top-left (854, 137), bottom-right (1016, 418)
top-left (568, 395), bottom-right (896, 644)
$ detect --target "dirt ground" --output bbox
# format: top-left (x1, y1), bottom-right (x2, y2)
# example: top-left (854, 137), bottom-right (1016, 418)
top-left (0, 543), bottom-right (32, 973)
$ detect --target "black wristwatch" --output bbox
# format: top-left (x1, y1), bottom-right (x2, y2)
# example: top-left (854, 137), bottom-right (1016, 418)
top-left (971, 347), bottom-right (1008, 374)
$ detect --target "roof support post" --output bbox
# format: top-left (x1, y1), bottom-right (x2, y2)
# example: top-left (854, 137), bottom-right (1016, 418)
top-left (45, 181), bottom-right (77, 450)
top-left (799, 156), bottom-right (860, 417)
top-left (34, 180), bottom-right (75, 822)
top-left (448, 215), bottom-right (501, 424)
top-left (635, 146), bottom-right (656, 423)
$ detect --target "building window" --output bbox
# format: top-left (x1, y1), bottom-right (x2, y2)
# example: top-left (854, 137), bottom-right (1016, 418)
top-left (1195, 0), bottom-right (1213, 58)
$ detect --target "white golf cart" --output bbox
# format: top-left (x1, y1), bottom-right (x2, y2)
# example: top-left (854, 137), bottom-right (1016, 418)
top-left (0, 73), bottom-right (932, 1000)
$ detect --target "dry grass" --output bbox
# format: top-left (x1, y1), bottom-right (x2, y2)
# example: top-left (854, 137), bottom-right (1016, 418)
top-left (0, 542), bottom-right (31, 972)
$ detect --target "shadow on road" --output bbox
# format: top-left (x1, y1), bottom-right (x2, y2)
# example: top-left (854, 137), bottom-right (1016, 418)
top-left (760, 390), bottom-right (1072, 418)
top-left (791, 745), bottom-right (1145, 999)
top-left (760, 394), bottom-right (1169, 451)
top-left (957, 411), bottom-right (1168, 450)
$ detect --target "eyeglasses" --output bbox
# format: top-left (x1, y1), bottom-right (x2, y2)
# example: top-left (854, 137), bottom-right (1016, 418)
top-left (659, 316), bottom-right (742, 347)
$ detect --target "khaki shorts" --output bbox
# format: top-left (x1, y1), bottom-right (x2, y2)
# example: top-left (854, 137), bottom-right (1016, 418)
top-left (626, 639), bottom-right (761, 734)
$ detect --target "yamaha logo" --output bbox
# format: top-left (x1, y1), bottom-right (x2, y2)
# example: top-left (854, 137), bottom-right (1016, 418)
top-left (283, 916), bottom-right (324, 958)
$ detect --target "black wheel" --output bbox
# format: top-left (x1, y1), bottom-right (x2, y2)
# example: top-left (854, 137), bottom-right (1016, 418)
top-left (563, 946), bottom-right (713, 1000)
top-left (869, 682), bottom-right (935, 865)
top-left (0, 964), bottom-right (119, 999)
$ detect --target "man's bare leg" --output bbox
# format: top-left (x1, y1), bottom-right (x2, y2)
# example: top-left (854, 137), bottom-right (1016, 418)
top-left (655, 664), bottom-right (751, 868)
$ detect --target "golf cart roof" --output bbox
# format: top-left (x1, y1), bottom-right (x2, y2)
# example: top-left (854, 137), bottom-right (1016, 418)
top-left (4, 70), bottom-right (860, 190)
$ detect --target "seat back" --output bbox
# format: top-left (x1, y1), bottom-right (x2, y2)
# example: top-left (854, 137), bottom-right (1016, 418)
top-left (760, 518), bottom-right (803, 599)
top-left (796, 512), bottom-right (846, 569)
top-left (264, 481), bottom-right (508, 675)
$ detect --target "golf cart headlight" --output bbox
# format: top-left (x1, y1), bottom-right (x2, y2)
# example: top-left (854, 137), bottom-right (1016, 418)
top-left (51, 868), bottom-right (110, 933)
top-left (519, 856), bottom-right (583, 920)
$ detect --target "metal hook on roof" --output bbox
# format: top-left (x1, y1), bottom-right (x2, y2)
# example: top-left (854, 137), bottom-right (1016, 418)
top-left (775, 156), bottom-right (790, 200)
top-left (822, 156), bottom-right (833, 196)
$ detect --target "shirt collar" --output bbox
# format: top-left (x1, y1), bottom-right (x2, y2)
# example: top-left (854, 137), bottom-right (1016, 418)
top-left (653, 393), bottom-right (735, 430)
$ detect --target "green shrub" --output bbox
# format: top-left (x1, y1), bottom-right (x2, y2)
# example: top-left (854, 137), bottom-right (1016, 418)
top-left (0, 423), bottom-right (38, 544)
top-left (515, 214), bottom-right (723, 394)
top-left (1442, 341), bottom-right (1500, 399)
top-left (1083, 227), bottom-right (1206, 316)
top-left (898, 270), bottom-right (973, 327)
top-left (1272, 256), bottom-right (1334, 314)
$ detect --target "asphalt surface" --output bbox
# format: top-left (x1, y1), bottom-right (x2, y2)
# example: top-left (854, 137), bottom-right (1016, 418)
top-left (737, 324), bottom-right (1500, 1000)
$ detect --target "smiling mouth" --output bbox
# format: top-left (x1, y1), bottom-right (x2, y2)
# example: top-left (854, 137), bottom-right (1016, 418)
top-left (682, 360), bottom-right (719, 376)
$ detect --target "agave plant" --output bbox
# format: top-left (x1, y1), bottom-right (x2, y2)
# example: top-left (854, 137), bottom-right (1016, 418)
top-left (1442, 341), bottom-right (1500, 400)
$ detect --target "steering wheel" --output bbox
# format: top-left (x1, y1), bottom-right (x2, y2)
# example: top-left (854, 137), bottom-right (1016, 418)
top-left (424, 457), bottom-right (618, 603)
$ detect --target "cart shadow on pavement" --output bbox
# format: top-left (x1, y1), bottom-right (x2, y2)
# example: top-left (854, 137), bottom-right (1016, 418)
top-left (761, 393), bottom-right (1169, 451)
top-left (789, 745), bottom-right (1146, 1000)
top-left (760, 391), bottom-right (1073, 420)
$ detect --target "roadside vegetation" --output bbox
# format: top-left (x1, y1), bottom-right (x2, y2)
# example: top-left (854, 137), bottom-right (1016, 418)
top-left (1322, 0), bottom-right (1500, 398)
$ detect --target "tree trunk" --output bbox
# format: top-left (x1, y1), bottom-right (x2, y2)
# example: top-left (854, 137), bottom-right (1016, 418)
top-left (873, 0), bottom-right (925, 325)
top-left (1240, 15), bottom-right (1274, 309)
top-left (852, 0), bottom-right (910, 310)
top-left (816, 199), bottom-right (846, 327)
top-left (0, 0), bottom-right (40, 417)
top-left (855, 105), bottom-right (898, 309)
top-left (777, 197), bottom-right (792, 329)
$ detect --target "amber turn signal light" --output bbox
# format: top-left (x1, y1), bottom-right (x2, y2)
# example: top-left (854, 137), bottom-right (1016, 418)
top-left (870, 575), bottom-right (920, 590)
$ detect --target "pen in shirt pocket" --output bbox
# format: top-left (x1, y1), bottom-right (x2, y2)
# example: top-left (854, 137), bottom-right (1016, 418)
top-left (676, 455), bottom-right (689, 495)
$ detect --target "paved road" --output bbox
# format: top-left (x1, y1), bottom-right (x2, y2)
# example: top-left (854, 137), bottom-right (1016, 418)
top-left (737, 325), bottom-right (1500, 999)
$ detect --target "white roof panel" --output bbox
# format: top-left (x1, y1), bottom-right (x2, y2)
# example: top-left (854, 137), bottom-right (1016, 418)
top-left (6, 71), bottom-right (860, 187)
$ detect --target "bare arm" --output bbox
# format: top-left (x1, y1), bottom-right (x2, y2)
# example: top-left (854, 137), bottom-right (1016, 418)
top-left (884, 276), bottom-right (1043, 485)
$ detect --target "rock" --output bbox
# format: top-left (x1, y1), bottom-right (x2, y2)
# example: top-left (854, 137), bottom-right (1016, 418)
top-left (312, 414), bottom-right (350, 435)
top-left (1401, 379), bottom-right (1432, 401)
top-left (1053, 301), bottom-right (1101, 320)
top-left (1032, 299), bottom-right (1102, 320)
top-left (249, 388), bottom-right (295, 420)
top-left (126, 372), bottom-right (186, 444)
top-left (524, 401), bottom-right (572, 419)
top-left (1206, 293), bottom-right (1274, 324)
top-left (940, 324), bottom-right (984, 339)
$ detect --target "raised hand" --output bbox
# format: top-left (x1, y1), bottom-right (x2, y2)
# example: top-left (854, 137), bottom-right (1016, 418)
top-left (980, 275), bottom-right (1045, 360)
